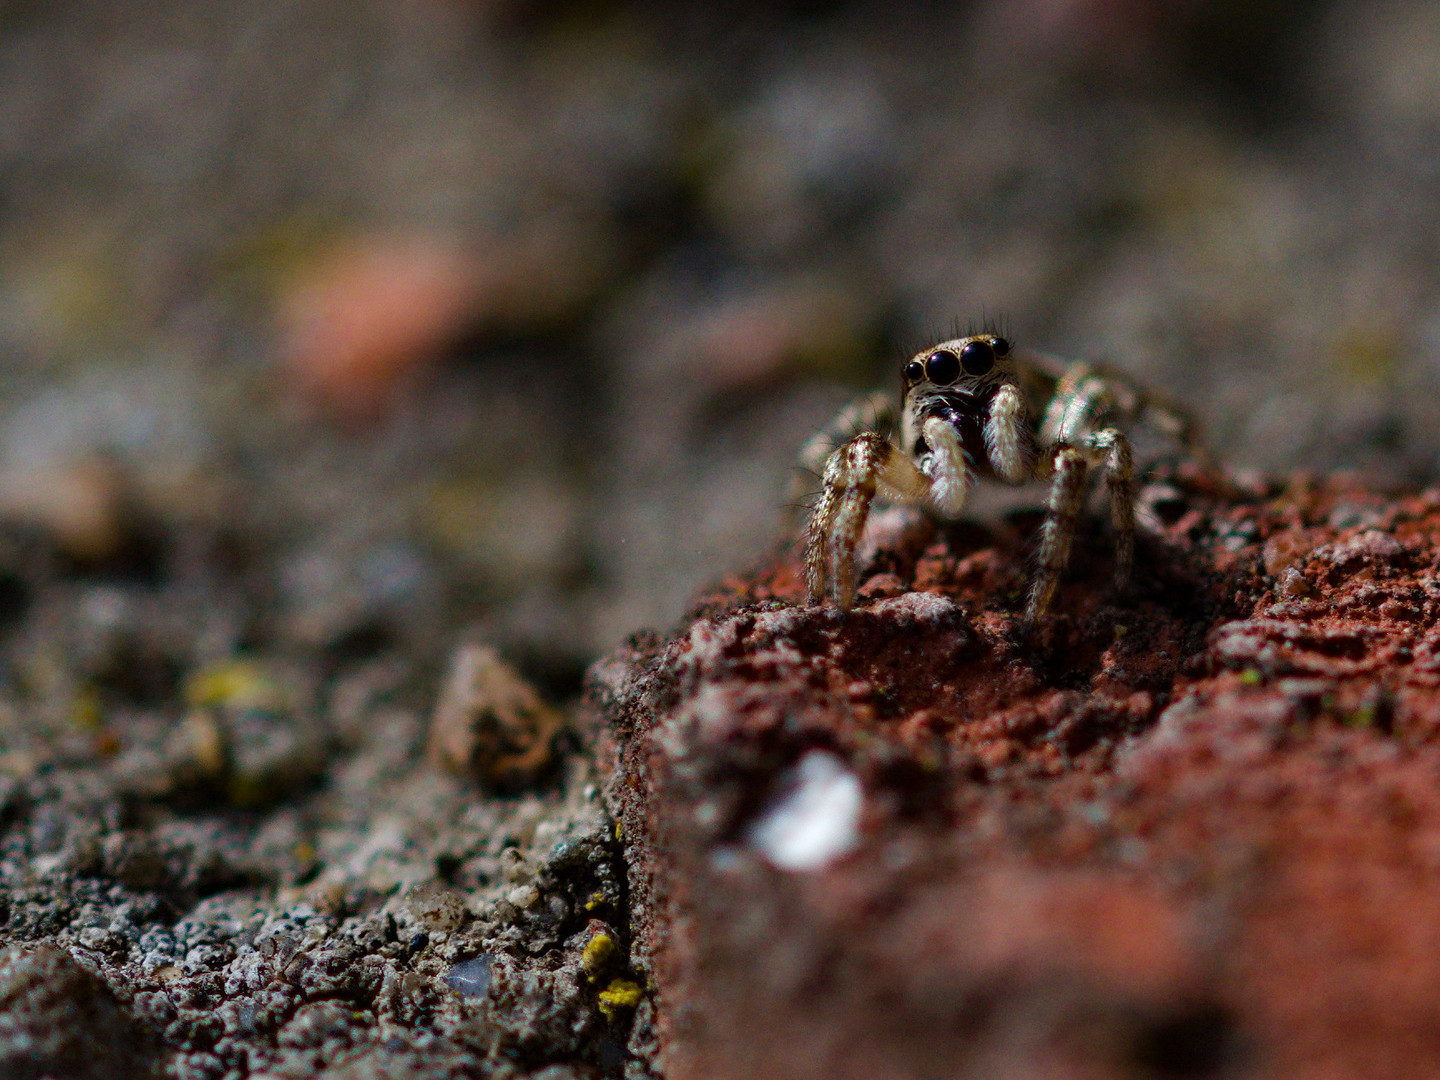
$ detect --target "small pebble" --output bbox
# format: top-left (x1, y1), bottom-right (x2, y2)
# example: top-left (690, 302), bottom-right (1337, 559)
top-left (443, 956), bottom-right (492, 1000)
top-left (506, 884), bottom-right (541, 910)
top-left (427, 643), bottom-right (562, 790)
top-left (1278, 567), bottom-right (1313, 598)
top-left (747, 751), bottom-right (863, 872)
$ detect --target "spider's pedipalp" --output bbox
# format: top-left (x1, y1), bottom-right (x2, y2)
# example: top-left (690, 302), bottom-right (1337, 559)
top-left (919, 416), bottom-right (972, 516)
top-left (986, 382), bottom-right (1034, 484)
top-left (1026, 445), bottom-right (1088, 624)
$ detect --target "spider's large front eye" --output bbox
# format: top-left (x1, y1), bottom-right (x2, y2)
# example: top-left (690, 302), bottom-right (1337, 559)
top-left (960, 339), bottom-right (994, 376)
top-left (924, 349), bottom-right (961, 384)
top-left (904, 360), bottom-right (925, 384)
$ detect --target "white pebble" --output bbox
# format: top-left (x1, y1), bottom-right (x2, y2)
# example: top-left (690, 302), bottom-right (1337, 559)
top-left (746, 751), bottom-right (863, 872)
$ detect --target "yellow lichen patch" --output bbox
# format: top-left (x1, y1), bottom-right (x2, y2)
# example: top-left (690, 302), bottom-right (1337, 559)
top-left (597, 978), bottom-right (644, 1022)
top-left (70, 685), bottom-right (102, 730)
top-left (1342, 699), bottom-right (1379, 729)
top-left (584, 890), bottom-right (606, 912)
top-left (184, 660), bottom-right (285, 712)
top-left (581, 932), bottom-right (616, 980)
top-left (177, 711), bottom-right (229, 779)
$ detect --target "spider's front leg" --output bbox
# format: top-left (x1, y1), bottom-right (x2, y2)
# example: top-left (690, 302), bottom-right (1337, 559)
top-left (805, 433), bottom-right (901, 610)
top-left (805, 417), bottom-right (962, 610)
top-left (1025, 426), bottom-right (1135, 625)
top-left (795, 392), bottom-right (895, 482)
top-left (788, 392), bottom-right (895, 524)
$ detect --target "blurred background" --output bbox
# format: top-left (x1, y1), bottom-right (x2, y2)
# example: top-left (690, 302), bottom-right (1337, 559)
top-left (2, 0), bottom-right (1440, 697)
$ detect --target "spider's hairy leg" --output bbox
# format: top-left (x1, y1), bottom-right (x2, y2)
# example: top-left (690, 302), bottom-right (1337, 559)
top-left (806, 435), bottom-right (884, 610)
top-left (805, 431), bottom-right (928, 609)
top-left (790, 391), bottom-right (896, 517)
top-left (985, 383), bottom-right (1034, 484)
top-left (805, 481), bottom-right (840, 604)
top-left (1039, 362), bottom-right (1109, 448)
top-left (1026, 445), bottom-right (1087, 624)
top-left (1082, 427), bottom-right (1135, 590)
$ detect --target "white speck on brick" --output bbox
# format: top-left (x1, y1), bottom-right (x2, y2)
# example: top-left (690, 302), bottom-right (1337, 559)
top-left (747, 751), bottom-right (862, 871)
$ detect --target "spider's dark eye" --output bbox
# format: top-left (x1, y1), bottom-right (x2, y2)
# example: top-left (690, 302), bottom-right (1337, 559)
top-left (904, 360), bottom-right (925, 383)
top-left (924, 349), bottom-right (961, 384)
top-left (991, 336), bottom-right (1010, 357)
top-left (960, 339), bottom-right (994, 376)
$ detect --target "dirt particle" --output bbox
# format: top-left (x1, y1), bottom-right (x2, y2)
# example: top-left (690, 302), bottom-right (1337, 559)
top-left (1277, 566), bottom-right (1314, 598)
top-left (427, 642), bottom-right (563, 790)
top-left (1315, 528), bottom-right (1406, 570)
top-left (403, 882), bottom-right (468, 933)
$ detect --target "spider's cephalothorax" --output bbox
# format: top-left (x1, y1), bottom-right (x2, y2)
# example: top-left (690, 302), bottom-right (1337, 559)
top-left (802, 333), bottom-right (1152, 623)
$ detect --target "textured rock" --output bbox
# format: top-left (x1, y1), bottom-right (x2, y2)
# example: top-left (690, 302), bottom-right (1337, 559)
top-left (595, 469), bottom-right (1440, 1080)
top-left (0, 943), bottom-right (158, 1079)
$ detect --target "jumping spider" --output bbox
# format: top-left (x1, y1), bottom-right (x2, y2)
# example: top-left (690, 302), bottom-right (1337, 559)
top-left (801, 332), bottom-right (1200, 623)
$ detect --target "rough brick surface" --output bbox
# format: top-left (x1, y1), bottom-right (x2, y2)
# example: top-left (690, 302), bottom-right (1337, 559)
top-left (594, 469), bottom-right (1440, 1080)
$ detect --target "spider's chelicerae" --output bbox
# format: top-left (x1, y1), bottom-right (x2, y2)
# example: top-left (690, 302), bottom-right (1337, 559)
top-left (801, 332), bottom-right (1200, 623)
